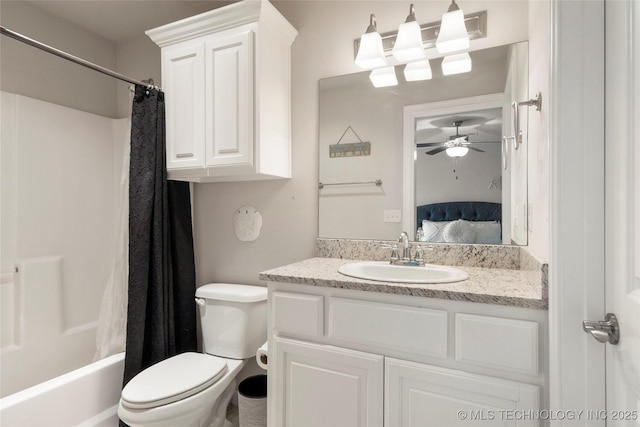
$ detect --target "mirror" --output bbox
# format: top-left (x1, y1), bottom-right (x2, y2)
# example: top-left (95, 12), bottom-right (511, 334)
top-left (319, 41), bottom-right (529, 244)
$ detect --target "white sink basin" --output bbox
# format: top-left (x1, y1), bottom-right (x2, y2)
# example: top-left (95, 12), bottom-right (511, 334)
top-left (338, 261), bottom-right (469, 284)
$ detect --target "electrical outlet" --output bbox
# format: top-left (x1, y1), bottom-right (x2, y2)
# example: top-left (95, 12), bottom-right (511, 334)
top-left (384, 209), bottom-right (402, 223)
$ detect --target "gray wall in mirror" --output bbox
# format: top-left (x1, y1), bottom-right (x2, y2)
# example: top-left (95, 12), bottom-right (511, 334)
top-left (319, 41), bottom-right (529, 244)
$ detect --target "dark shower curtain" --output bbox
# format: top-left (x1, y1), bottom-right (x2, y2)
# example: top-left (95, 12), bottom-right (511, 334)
top-left (122, 85), bottom-right (197, 391)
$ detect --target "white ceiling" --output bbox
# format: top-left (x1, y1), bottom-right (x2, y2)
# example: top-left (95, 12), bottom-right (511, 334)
top-left (27, 0), bottom-right (237, 44)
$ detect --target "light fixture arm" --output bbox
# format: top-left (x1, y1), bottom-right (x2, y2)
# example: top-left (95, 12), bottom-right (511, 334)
top-left (447, 0), bottom-right (460, 13)
top-left (366, 14), bottom-right (378, 33)
top-left (405, 4), bottom-right (417, 23)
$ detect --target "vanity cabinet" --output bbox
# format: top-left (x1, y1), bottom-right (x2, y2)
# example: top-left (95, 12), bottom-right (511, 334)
top-left (146, 1), bottom-right (297, 182)
top-left (267, 284), bottom-right (546, 427)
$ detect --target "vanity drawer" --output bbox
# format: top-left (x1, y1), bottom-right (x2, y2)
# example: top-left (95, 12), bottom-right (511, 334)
top-left (328, 297), bottom-right (447, 359)
top-left (271, 292), bottom-right (324, 338)
top-left (455, 313), bottom-right (539, 375)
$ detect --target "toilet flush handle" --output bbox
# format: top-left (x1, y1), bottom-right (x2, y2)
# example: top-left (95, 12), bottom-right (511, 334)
top-left (195, 297), bottom-right (206, 307)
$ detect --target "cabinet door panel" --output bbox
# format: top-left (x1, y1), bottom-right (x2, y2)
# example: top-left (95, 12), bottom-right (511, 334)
top-left (163, 42), bottom-right (205, 169)
top-left (386, 358), bottom-right (540, 427)
top-left (274, 337), bottom-right (383, 427)
top-left (205, 29), bottom-right (253, 169)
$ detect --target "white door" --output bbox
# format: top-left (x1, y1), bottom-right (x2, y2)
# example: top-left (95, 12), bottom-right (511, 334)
top-left (273, 337), bottom-right (384, 427)
top-left (602, 0), bottom-right (640, 422)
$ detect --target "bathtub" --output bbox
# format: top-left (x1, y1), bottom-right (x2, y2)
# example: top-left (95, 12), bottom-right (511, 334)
top-left (0, 352), bottom-right (124, 427)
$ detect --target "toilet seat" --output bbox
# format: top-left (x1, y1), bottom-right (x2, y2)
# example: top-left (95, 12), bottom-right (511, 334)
top-left (121, 352), bottom-right (228, 410)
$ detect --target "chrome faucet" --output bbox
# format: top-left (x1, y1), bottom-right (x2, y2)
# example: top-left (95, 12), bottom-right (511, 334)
top-left (381, 232), bottom-right (431, 266)
top-left (399, 231), bottom-right (410, 261)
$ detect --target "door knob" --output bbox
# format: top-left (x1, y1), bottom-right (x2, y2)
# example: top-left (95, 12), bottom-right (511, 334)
top-left (583, 313), bottom-right (619, 344)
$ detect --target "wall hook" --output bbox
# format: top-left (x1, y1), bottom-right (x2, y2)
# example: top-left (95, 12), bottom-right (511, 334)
top-left (519, 92), bottom-right (542, 111)
top-left (505, 92), bottom-right (543, 151)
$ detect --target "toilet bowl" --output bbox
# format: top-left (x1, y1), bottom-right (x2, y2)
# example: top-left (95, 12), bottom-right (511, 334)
top-left (118, 284), bottom-right (268, 427)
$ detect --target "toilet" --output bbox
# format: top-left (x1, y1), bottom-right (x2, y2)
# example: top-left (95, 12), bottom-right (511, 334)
top-left (118, 283), bottom-right (268, 427)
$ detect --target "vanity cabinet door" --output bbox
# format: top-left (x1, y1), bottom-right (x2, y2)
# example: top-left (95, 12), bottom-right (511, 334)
top-left (385, 358), bottom-right (540, 427)
top-left (274, 337), bottom-right (384, 427)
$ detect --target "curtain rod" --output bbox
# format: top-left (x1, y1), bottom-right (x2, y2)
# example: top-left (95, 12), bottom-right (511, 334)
top-left (0, 25), bottom-right (160, 90)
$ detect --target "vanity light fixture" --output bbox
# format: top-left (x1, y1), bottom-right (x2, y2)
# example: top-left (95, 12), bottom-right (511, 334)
top-left (441, 52), bottom-right (472, 75)
top-left (404, 60), bottom-right (432, 81)
top-left (369, 66), bottom-right (398, 88)
top-left (391, 4), bottom-right (426, 62)
top-left (435, 0), bottom-right (470, 54)
top-left (446, 146), bottom-right (469, 157)
top-left (355, 14), bottom-right (387, 69)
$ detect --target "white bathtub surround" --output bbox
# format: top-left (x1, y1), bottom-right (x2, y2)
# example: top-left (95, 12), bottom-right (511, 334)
top-left (0, 92), bottom-right (124, 396)
top-left (0, 352), bottom-right (124, 427)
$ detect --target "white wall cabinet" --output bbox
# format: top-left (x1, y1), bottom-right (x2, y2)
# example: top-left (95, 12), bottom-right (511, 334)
top-left (268, 283), bottom-right (546, 427)
top-left (147, 1), bottom-right (297, 182)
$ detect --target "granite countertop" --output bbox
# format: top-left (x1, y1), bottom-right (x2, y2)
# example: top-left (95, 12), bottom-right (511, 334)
top-left (259, 257), bottom-right (547, 310)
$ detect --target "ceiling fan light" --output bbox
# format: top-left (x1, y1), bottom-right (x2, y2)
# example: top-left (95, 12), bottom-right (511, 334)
top-left (392, 5), bottom-right (425, 63)
top-left (446, 146), bottom-right (469, 157)
top-left (441, 52), bottom-right (472, 75)
top-left (355, 15), bottom-right (388, 70)
top-left (369, 66), bottom-right (398, 88)
top-left (435, 3), bottom-right (470, 54)
top-left (404, 60), bottom-right (432, 81)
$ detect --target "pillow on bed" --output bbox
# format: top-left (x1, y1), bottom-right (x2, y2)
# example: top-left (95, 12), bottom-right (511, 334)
top-left (421, 220), bottom-right (450, 242)
top-left (442, 220), bottom-right (476, 243)
top-left (471, 221), bottom-right (502, 244)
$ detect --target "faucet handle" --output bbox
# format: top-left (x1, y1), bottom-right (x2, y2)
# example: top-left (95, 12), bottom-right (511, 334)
top-left (381, 243), bottom-right (400, 261)
top-left (413, 245), bottom-right (432, 265)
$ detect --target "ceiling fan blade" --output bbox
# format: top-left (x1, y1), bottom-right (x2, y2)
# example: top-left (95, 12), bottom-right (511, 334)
top-left (469, 147), bottom-right (485, 153)
top-left (426, 146), bottom-right (448, 155)
top-left (417, 142), bottom-right (446, 148)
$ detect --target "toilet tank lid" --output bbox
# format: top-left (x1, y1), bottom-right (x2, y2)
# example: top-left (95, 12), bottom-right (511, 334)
top-left (196, 283), bottom-right (267, 302)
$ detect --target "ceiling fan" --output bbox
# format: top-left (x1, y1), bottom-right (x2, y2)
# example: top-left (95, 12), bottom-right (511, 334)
top-left (416, 120), bottom-right (497, 157)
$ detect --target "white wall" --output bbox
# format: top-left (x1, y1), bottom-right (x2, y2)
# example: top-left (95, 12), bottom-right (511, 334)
top-left (0, 92), bottom-right (122, 397)
top-left (187, 0), bottom-right (532, 285)
top-left (526, 0), bottom-right (550, 262)
top-left (318, 78), bottom-right (404, 240)
top-left (0, 1), bottom-right (118, 118)
top-left (416, 144), bottom-right (502, 206)
top-left (504, 42), bottom-right (530, 245)
top-left (110, 1), bottom-right (536, 285)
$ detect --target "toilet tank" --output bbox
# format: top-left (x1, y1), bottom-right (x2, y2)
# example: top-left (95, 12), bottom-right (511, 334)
top-left (195, 283), bottom-right (268, 359)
